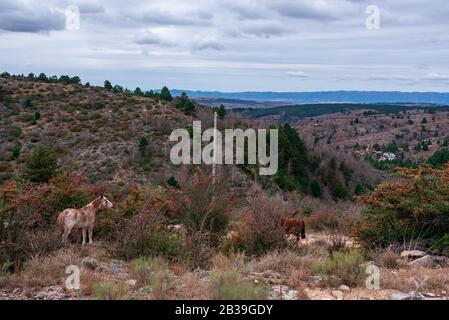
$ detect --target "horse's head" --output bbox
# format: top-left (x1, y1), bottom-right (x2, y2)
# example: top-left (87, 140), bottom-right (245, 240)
top-left (99, 194), bottom-right (113, 209)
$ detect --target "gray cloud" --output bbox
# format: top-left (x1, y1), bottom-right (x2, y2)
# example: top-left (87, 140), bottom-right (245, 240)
top-left (239, 21), bottom-right (287, 38)
top-left (221, 2), bottom-right (269, 20)
top-left (271, 0), bottom-right (353, 21)
top-left (0, 0), bottom-right (65, 32)
top-left (192, 37), bottom-right (223, 51)
top-left (134, 29), bottom-right (172, 46)
top-left (126, 8), bottom-right (212, 27)
top-left (0, 0), bottom-right (449, 92)
top-left (76, 2), bottom-right (105, 15)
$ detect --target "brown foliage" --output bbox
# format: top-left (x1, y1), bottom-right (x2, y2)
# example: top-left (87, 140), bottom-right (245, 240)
top-left (229, 185), bottom-right (289, 256)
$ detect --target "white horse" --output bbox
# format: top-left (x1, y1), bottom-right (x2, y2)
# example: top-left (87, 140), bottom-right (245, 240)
top-left (56, 195), bottom-right (113, 245)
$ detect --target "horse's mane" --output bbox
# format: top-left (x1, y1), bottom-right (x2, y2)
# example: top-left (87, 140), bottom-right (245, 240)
top-left (89, 196), bottom-right (103, 208)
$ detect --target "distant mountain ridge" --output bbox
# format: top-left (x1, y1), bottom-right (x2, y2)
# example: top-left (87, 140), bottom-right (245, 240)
top-left (171, 90), bottom-right (449, 105)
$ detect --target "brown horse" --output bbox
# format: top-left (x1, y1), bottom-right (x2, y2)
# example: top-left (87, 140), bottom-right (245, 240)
top-left (281, 210), bottom-right (306, 240)
top-left (56, 195), bottom-right (113, 245)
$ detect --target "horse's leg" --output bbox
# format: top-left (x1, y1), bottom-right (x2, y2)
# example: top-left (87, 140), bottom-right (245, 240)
top-left (82, 228), bottom-right (86, 245)
top-left (301, 223), bottom-right (306, 239)
top-left (62, 228), bottom-right (68, 243)
top-left (63, 229), bottom-right (73, 244)
top-left (62, 224), bottom-right (72, 244)
top-left (88, 226), bottom-right (93, 244)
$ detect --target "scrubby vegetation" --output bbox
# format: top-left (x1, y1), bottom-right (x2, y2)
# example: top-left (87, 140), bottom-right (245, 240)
top-left (1, 73), bottom-right (449, 300)
top-left (354, 165), bottom-right (449, 254)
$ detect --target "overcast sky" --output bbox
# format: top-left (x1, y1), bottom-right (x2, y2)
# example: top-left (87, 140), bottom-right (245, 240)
top-left (1, 0), bottom-right (449, 92)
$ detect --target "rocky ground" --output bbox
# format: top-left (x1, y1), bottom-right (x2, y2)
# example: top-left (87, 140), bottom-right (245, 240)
top-left (1, 233), bottom-right (448, 300)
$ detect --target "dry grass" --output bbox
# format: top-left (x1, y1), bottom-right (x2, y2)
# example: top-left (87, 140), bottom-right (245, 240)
top-left (0, 273), bottom-right (17, 289)
top-left (147, 269), bottom-right (175, 300)
top-left (211, 252), bottom-right (247, 273)
top-left (80, 269), bottom-right (96, 296)
top-left (128, 256), bottom-right (176, 300)
top-left (374, 248), bottom-right (402, 269)
top-left (171, 272), bottom-right (209, 299)
top-left (327, 233), bottom-right (348, 255)
top-left (288, 267), bottom-right (312, 300)
top-left (93, 281), bottom-right (129, 300)
top-left (252, 250), bottom-right (303, 275)
top-left (381, 268), bottom-right (449, 293)
top-left (14, 247), bottom-right (82, 288)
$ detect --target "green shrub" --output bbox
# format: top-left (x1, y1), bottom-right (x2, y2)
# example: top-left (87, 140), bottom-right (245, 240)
top-left (89, 112), bottom-right (101, 120)
top-left (354, 165), bottom-right (449, 254)
top-left (25, 97), bottom-right (33, 108)
top-left (170, 170), bottom-right (232, 235)
top-left (112, 211), bottom-right (183, 261)
top-left (8, 127), bottom-right (22, 140)
top-left (166, 176), bottom-right (179, 188)
top-left (130, 256), bottom-right (167, 286)
top-left (11, 143), bottom-right (21, 159)
top-left (311, 180), bottom-right (322, 198)
top-left (209, 270), bottom-right (268, 300)
top-left (94, 281), bottom-right (129, 300)
top-left (428, 148), bottom-right (449, 169)
top-left (311, 250), bottom-right (365, 287)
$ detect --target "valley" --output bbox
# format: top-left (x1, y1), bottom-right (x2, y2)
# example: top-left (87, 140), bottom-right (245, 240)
top-left (1, 73), bottom-right (449, 301)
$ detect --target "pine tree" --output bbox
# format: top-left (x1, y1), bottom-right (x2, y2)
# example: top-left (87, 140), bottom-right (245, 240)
top-left (160, 86), bottom-right (172, 101)
top-left (24, 146), bottom-right (59, 182)
top-left (104, 80), bottom-right (113, 91)
top-left (176, 92), bottom-right (195, 115)
top-left (134, 87), bottom-right (143, 96)
top-left (217, 104), bottom-right (227, 119)
top-left (138, 136), bottom-right (149, 157)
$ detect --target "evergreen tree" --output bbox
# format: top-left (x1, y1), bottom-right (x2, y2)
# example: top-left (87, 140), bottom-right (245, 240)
top-left (24, 146), bottom-right (59, 182)
top-left (134, 87), bottom-right (143, 96)
top-left (104, 80), bottom-right (113, 90)
top-left (428, 148), bottom-right (449, 169)
top-left (112, 85), bottom-right (124, 93)
top-left (37, 73), bottom-right (48, 82)
top-left (276, 124), bottom-right (310, 192)
top-left (138, 136), bottom-right (149, 157)
top-left (25, 97), bottom-right (33, 108)
top-left (311, 180), bottom-right (322, 198)
top-left (217, 104), bottom-right (227, 119)
top-left (71, 76), bottom-right (81, 84)
top-left (176, 92), bottom-right (195, 115)
top-left (160, 86), bottom-right (172, 101)
top-left (11, 143), bottom-right (21, 159)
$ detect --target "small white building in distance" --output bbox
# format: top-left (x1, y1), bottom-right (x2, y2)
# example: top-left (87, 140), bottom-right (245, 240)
top-left (379, 152), bottom-right (397, 161)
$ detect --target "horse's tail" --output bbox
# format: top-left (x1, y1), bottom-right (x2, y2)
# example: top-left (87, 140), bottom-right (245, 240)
top-left (56, 212), bottom-right (65, 234)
